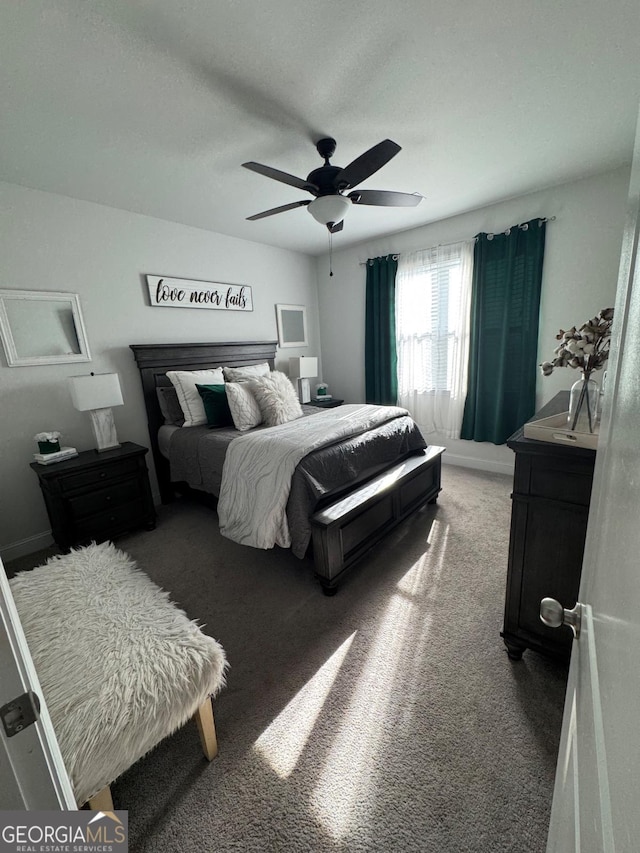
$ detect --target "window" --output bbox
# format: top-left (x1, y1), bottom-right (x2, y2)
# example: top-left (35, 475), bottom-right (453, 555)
top-left (395, 241), bottom-right (474, 437)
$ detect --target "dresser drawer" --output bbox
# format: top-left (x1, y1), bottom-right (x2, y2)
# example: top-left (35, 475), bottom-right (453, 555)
top-left (528, 458), bottom-right (593, 507)
top-left (59, 458), bottom-right (140, 493)
top-left (67, 478), bottom-right (142, 520)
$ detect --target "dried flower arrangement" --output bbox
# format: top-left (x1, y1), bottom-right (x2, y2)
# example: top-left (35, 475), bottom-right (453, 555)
top-left (540, 308), bottom-right (614, 377)
top-left (540, 308), bottom-right (614, 432)
top-left (34, 431), bottom-right (62, 443)
top-left (33, 429), bottom-right (62, 441)
top-left (34, 430), bottom-right (62, 454)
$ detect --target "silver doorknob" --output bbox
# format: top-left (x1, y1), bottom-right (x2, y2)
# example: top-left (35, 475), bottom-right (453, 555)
top-left (540, 597), bottom-right (582, 639)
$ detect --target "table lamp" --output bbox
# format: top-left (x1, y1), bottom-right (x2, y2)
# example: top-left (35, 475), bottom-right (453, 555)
top-left (289, 356), bottom-right (318, 404)
top-left (69, 372), bottom-right (124, 452)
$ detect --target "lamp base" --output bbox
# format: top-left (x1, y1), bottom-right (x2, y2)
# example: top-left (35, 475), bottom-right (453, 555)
top-left (89, 408), bottom-right (121, 453)
top-left (297, 378), bottom-right (311, 404)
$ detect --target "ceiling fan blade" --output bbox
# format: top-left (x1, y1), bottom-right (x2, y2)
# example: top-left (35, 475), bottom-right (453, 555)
top-left (246, 200), bottom-right (310, 221)
top-left (349, 190), bottom-right (423, 207)
top-left (335, 139), bottom-right (401, 190)
top-left (328, 220), bottom-right (344, 234)
top-left (242, 162), bottom-right (318, 193)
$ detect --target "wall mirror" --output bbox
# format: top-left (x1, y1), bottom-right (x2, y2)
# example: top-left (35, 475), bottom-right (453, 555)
top-left (0, 290), bottom-right (91, 367)
top-left (275, 304), bottom-right (308, 348)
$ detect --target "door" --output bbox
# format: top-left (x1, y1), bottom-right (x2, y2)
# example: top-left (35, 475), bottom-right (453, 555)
top-left (546, 111), bottom-right (640, 852)
top-left (0, 557), bottom-right (76, 809)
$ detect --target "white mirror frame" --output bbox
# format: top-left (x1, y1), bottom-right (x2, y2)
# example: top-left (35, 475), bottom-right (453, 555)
top-left (275, 303), bottom-right (308, 348)
top-left (0, 290), bottom-right (91, 367)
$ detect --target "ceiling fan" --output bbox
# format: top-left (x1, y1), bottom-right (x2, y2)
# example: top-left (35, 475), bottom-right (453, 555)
top-left (243, 137), bottom-right (423, 233)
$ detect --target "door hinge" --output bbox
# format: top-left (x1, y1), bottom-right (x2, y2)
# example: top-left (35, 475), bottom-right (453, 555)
top-left (0, 691), bottom-right (41, 737)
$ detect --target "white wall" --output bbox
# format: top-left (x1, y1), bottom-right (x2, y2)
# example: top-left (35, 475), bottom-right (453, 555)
top-left (0, 182), bottom-right (319, 560)
top-left (1, 168), bottom-right (628, 558)
top-left (316, 167), bottom-right (629, 474)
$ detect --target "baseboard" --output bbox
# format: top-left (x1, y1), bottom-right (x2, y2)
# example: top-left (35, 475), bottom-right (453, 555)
top-left (1, 492), bottom-right (164, 564)
top-left (442, 453), bottom-right (514, 476)
top-left (0, 530), bottom-right (55, 564)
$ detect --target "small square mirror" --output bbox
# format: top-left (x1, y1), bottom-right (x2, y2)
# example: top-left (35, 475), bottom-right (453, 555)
top-left (276, 304), bottom-right (307, 348)
top-left (0, 290), bottom-right (91, 367)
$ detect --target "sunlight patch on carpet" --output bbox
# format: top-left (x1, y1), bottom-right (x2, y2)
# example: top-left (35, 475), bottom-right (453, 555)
top-left (309, 519), bottom-right (449, 841)
top-left (397, 518), bottom-right (449, 598)
top-left (310, 596), bottom-right (431, 841)
top-left (253, 631), bottom-right (356, 778)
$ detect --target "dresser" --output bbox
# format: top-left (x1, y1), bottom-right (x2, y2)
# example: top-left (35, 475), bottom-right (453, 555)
top-left (501, 392), bottom-right (596, 661)
top-left (31, 442), bottom-right (156, 551)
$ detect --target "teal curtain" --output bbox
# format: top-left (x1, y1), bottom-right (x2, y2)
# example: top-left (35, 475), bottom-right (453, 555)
top-left (461, 219), bottom-right (546, 444)
top-left (365, 255), bottom-right (398, 405)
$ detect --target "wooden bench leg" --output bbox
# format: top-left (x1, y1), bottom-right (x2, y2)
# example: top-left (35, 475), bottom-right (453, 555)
top-left (82, 702), bottom-right (218, 810)
top-left (86, 784), bottom-right (114, 811)
top-left (194, 697), bottom-right (218, 761)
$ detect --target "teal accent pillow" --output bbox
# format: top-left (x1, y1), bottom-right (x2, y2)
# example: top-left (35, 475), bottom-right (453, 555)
top-left (195, 384), bottom-right (233, 428)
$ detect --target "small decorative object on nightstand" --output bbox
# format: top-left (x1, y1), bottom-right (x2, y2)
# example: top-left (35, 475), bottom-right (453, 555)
top-left (34, 431), bottom-right (61, 454)
top-left (33, 431), bottom-right (78, 464)
top-left (31, 442), bottom-right (156, 551)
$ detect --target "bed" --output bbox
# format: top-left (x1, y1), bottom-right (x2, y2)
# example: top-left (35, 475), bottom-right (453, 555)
top-left (130, 340), bottom-right (443, 592)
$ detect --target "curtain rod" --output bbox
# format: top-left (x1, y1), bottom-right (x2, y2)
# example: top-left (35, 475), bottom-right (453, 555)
top-left (358, 216), bottom-right (556, 264)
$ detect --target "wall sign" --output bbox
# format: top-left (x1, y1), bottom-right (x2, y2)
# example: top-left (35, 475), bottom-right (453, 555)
top-left (146, 275), bottom-right (253, 312)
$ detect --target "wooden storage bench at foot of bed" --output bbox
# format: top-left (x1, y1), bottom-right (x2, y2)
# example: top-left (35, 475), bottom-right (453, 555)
top-left (311, 446), bottom-right (445, 594)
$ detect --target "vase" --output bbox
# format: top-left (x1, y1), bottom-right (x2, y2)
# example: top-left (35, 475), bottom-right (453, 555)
top-left (568, 372), bottom-right (599, 433)
top-left (38, 439), bottom-right (60, 454)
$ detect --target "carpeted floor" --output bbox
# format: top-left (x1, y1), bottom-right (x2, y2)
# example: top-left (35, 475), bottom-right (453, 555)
top-left (7, 464), bottom-right (568, 853)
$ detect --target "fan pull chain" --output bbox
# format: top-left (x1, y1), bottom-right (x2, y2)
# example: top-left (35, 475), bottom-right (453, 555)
top-left (329, 230), bottom-right (334, 276)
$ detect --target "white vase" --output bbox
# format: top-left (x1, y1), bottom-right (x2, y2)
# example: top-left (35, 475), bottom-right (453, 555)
top-left (568, 372), bottom-right (598, 433)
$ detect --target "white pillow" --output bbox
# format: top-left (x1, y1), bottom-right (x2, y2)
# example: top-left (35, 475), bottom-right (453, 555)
top-left (166, 368), bottom-right (224, 427)
top-left (225, 381), bottom-right (263, 431)
top-left (223, 362), bottom-right (270, 382)
top-left (251, 371), bottom-right (303, 427)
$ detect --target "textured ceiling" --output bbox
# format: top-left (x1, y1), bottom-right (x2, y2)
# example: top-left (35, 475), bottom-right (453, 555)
top-left (1, 1), bottom-right (639, 255)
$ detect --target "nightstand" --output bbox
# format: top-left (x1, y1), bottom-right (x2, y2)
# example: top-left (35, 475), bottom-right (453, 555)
top-left (31, 442), bottom-right (156, 551)
top-left (308, 398), bottom-right (344, 408)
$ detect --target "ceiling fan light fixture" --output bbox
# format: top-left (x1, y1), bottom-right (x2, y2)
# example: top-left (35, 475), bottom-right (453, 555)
top-left (244, 138), bottom-right (420, 231)
top-left (307, 194), bottom-right (351, 226)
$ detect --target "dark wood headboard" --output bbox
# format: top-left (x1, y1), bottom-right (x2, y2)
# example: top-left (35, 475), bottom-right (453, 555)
top-left (130, 340), bottom-right (277, 502)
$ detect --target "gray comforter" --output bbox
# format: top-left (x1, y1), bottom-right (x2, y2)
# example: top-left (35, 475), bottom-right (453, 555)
top-left (168, 405), bottom-right (426, 557)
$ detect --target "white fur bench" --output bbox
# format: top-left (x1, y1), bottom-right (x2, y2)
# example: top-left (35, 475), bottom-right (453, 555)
top-left (10, 541), bottom-right (227, 809)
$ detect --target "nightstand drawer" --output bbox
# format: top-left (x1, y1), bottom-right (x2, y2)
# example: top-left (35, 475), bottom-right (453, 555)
top-left (60, 458), bottom-right (140, 493)
top-left (73, 501), bottom-right (146, 541)
top-left (67, 478), bottom-right (142, 520)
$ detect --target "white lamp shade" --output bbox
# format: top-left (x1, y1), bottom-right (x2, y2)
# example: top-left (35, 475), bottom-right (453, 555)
top-left (307, 195), bottom-right (351, 225)
top-left (69, 373), bottom-right (124, 411)
top-left (289, 356), bottom-right (318, 379)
